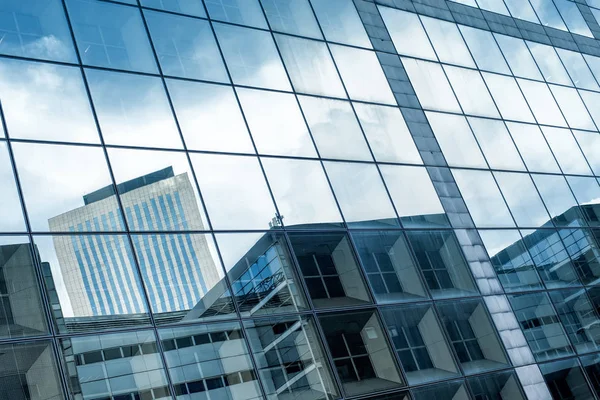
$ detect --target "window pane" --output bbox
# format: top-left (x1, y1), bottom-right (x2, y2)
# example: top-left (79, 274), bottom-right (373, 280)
top-left (532, 174), bottom-right (583, 227)
top-left (468, 117), bottom-right (526, 171)
top-left (452, 169), bottom-right (514, 228)
top-left (144, 11), bottom-right (228, 82)
top-left (560, 228), bottom-right (600, 284)
top-left (262, 158), bottom-right (342, 227)
top-left (574, 130), bottom-right (600, 175)
top-left (86, 69), bottom-right (183, 149)
top-left (380, 165), bottom-right (448, 228)
top-left (237, 88), bottom-right (316, 157)
top-left (310, 0), bottom-right (371, 48)
top-left (557, 48), bottom-right (599, 91)
top-left (504, 0), bottom-right (539, 23)
top-left (443, 66), bottom-right (499, 118)
top-left (581, 353), bottom-right (600, 397)
top-left (260, 0), bottom-right (321, 38)
top-left (140, 0), bottom-right (206, 17)
top-left (555, 0), bottom-right (592, 36)
top-left (548, 85), bottom-right (595, 131)
top-left (66, 0), bottom-right (157, 73)
top-left (13, 143), bottom-right (120, 232)
top-left (529, 0), bottom-right (567, 30)
top-left (166, 79), bottom-right (254, 154)
top-left (494, 171), bottom-right (551, 228)
top-left (550, 289), bottom-right (600, 354)
top-left (191, 154), bottom-right (277, 230)
top-left (584, 54), bottom-right (600, 84)
top-left (353, 103), bottom-right (422, 164)
top-left (378, 7), bottom-right (435, 60)
top-left (352, 231), bottom-right (428, 303)
top-left (579, 90), bottom-right (600, 130)
top-left (0, 143), bottom-right (26, 232)
top-left (506, 122), bottom-right (561, 173)
top-left (567, 176), bottom-right (600, 227)
top-left (517, 79), bottom-right (567, 127)
top-left (527, 41), bottom-right (572, 86)
top-left (494, 34), bottom-right (542, 80)
top-left (325, 161), bottom-right (398, 228)
top-left (402, 58), bottom-right (461, 113)
top-left (412, 380), bottom-right (470, 400)
top-left (540, 359), bottom-right (594, 400)
top-left (421, 16), bottom-right (474, 67)
top-left (467, 371), bottom-right (525, 400)
top-left (330, 45), bottom-right (395, 104)
top-left (299, 96), bottom-right (371, 161)
top-left (541, 127), bottom-right (592, 175)
top-left (476, 0), bottom-right (509, 14)
top-left (482, 73), bottom-right (535, 123)
top-left (205, 0), bottom-right (267, 28)
top-left (214, 23), bottom-right (291, 91)
top-left (275, 34), bottom-right (345, 97)
top-left (459, 26), bottom-right (510, 74)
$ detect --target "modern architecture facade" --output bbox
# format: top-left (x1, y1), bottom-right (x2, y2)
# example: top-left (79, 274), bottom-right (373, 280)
top-left (5, 0), bottom-right (600, 399)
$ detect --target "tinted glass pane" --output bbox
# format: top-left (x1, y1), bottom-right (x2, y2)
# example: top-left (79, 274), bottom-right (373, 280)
top-left (468, 117), bottom-right (525, 171)
top-left (460, 25), bottom-right (510, 74)
top-left (443, 66), bottom-right (499, 118)
top-left (528, 41), bottom-right (572, 86)
top-left (205, 0), bottom-right (267, 28)
top-left (140, 0), bottom-right (206, 17)
top-left (412, 380), bottom-right (470, 400)
top-left (574, 130), bottom-right (600, 175)
top-left (467, 371), bottom-right (525, 400)
top-left (403, 58), bottom-right (461, 113)
top-left (549, 85), bottom-right (595, 131)
top-left (517, 79), bottom-right (567, 127)
top-left (540, 358), bottom-right (594, 400)
top-left (549, 289), bottom-right (600, 354)
top-left (260, 0), bottom-right (321, 38)
top-left (421, 16), bottom-right (474, 67)
top-left (378, 7), bottom-right (435, 60)
top-left (494, 172), bottom-right (551, 228)
top-left (506, 122), bottom-right (561, 173)
top-left (310, 0), bottom-right (371, 48)
top-left (557, 48), bottom-right (599, 91)
top-left (0, 143), bottom-right (26, 232)
top-left (494, 34), bottom-right (542, 80)
top-left (541, 127), bottom-right (592, 175)
top-left (482, 73), bottom-right (535, 123)
top-left (532, 174), bottom-right (583, 227)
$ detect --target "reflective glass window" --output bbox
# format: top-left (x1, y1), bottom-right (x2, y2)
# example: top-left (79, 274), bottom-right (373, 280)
top-left (381, 303), bottom-right (460, 385)
top-left (0, 0), bottom-right (76, 62)
top-left (402, 58), bottom-right (461, 113)
top-left (540, 358), bottom-right (594, 400)
top-left (310, 0), bottom-right (371, 48)
top-left (166, 79), bottom-right (254, 154)
top-left (468, 117), bottom-right (526, 171)
top-left (144, 11), bottom-right (228, 82)
top-left (275, 35), bottom-right (345, 97)
top-left (421, 16), bottom-right (474, 67)
top-left (555, 0), bottom-right (592, 36)
top-left (13, 142), bottom-right (119, 232)
top-left (567, 176), bottom-right (600, 227)
top-left (324, 161), bottom-right (398, 228)
top-left (352, 231), bottom-right (428, 303)
top-left (330, 45), bottom-right (395, 104)
top-left (532, 174), bottom-right (584, 227)
top-left (583, 54), bottom-right (600, 84)
top-left (476, 0), bottom-right (509, 15)
top-left (527, 41), bottom-right (573, 86)
top-left (579, 90), bottom-right (600, 130)
top-left (494, 34), bottom-right (542, 80)
top-left (214, 23), bottom-right (291, 91)
top-left (140, 0), bottom-right (206, 17)
top-left (237, 88), bottom-right (316, 157)
top-left (452, 169), bottom-right (514, 228)
top-left (204, 0), bottom-right (267, 28)
top-left (581, 353), bottom-right (600, 397)
top-left (318, 310), bottom-right (404, 396)
top-left (557, 48), bottom-right (599, 91)
top-left (560, 228), bottom-right (600, 285)
top-left (299, 96), bottom-right (372, 161)
top-left (494, 171), bottom-right (551, 228)
top-left (260, 0), bottom-right (321, 38)
top-left (529, 0), bottom-right (567, 30)
top-left (482, 73), bottom-right (535, 123)
top-left (573, 130), bottom-right (600, 175)
top-left (506, 122), bottom-right (561, 173)
top-left (0, 59), bottom-right (99, 144)
top-left (407, 231), bottom-right (477, 299)
top-left (191, 154), bottom-right (277, 230)
top-left (467, 371), bottom-right (526, 400)
top-left (353, 103), bottom-right (422, 164)
top-left (66, 0), bottom-right (157, 73)
top-left (261, 158), bottom-right (342, 228)
top-left (517, 79), bottom-right (567, 127)
top-left (549, 289), bottom-right (600, 354)
top-left (504, 0), bottom-right (539, 23)
top-left (289, 232), bottom-right (371, 309)
top-left (548, 85), bottom-right (595, 131)
top-left (412, 380), bottom-right (470, 400)
top-left (459, 25), bottom-right (510, 74)
top-left (86, 69), bottom-right (183, 149)
top-left (426, 112), bottom-right (487, 168)
top-left (541, 127), bottom-right (592, 175)
top-left (380, 165), bottom-right (448, 228)
top-left (378, 7), bottom-right (436, 60)
top-left (443, 66), bottom-right (499, 118)
top-left (0, 143), bottom-right (27, 233)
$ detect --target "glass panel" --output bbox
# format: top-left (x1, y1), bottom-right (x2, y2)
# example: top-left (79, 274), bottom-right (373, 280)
top-left (517, 79), bottom-right (567, 127)
top-left (557, 48), bottom-right (599, 91)
top-left (36, 234), bottom-right (150, 333)
top-left (467, 371), bottom-right (526, 400)
top-left (12, 142), bottom-right (119, 232)
top-left (527, 41), bottom-right (573, 86)
top-left (412, 380), bottom-right (470, 400)
top-left (567, 176), bottom-right (600, 227)
top-left (443, 66), bottom-right (499, 118)
top-left (0, 0), bottom-right (76, 62)
top-left (351, 231), bottom-right (428, 303)
top-left (330, 45), bottom-right (396, 104)
top-left (0, 341), bottom-right (63, 399)
top-left (260, 0), bottom-right (322, 38)
top-left (378, 6), bottom-right (436, 60)
top-left (107, 147), bottom-right (209, 232)
top-left (324, 161), bottom-right (398, 228)
top-left (310, 0), bottom-right (371, 48)
top-left (140, 0), bottom-right (206, 17)
top-left (160, 322), bottom-right (263, 399)
top-left (86, 69), bottom-right (183, 149)
top-left (549, 289), bottom-right (600, 354)
top-left (66, 0), bottom-right (157, 73)
top-left (532, 174), bottom-right (584, 227)
top-left (476, 0), bottom-right (510, 14)
top-left (244, 315), bottom-right (339, 399)
top-left (421, 16), bottom-right (474, 67)
top-left (548, 85), bottom-right (595, 131)
top-left (479, 229), bottom-right (543, 292)
top-left (529, 0), bottom-right (567, 30)
top-left (504, 0), bottom-right (539, 23)
top-left (452, 169), bottom-right (514, 228)
top-left (581, 353), bottom-right (600, 397)
top-left (261, 158), bottom-right (342, 228)
top-left (402, 58), bottom-right (461, 113)
top-left (204, 0), bottom-right (267, 28)
top-left (427, 112), bottom-right (487, 168)
top-left (573, 130), bottom-right (600, 175)
top-left (353, 103), bottom-right (422, 164)
top-left (62, 331), bottom-right (171, 399)
top-left (579, 90), bottom-right (600, 130)
top-left (191, 154), bottom-right (278, 230)
top-left (288, 232), bottom-right (371, 309)
top-left (506, 122), bottom-right (562, 173)
top-left (541, 127), bottom-right (592, 175)
top-left (0, 236), bottom-right (48, 339)
top-left (144, 11), bottom-right (228, 82)
top-left (555, 0), bottom-right (592, 36)
top-left (468, 117), bottom-right (526, 171)
top-left (275, 34), bottom-right (345, 97)
top-left (0, 58), bottom-right (99, 143)
top-left (494, 171), bottom-right (551, 228)
top-left (237, 88), bottom-right (316, 157)
top-left (215, 232), bottom-right (308, 317)
top-left (540, 358), bottom-right (594, 400)
top-left (459, 25), bottom-right (510, 74)
top-left (584, 54), bottom-right (600, 84)
top-left (494, 34), bottom-right (542, 80)
top-left (560, 228), bottom-right (600, 285)
top-left (299, 96), bottom-right (372, 161)
top-left (407, 230), bottom-right (477, 299)
top-left (482, 73), bottom-right (535, 123)
top-left (437, 299), bottom-right (509, 375)
top-left (380, 165), bottom-right (448, 228)
top-left (318, 310), bottom-right (404, 396)
top-left (0, 143), bottom-right (26, 232)
top-left (166, 79), bottom-right (254, 154)
top-left (214, 23), bottom-right (291, 91)
top-left (381, 303), bottom-right (460, 385)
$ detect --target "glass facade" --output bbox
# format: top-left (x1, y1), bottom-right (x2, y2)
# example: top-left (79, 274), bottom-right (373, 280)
top-left (5, 0), bottom-right (600, 399)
